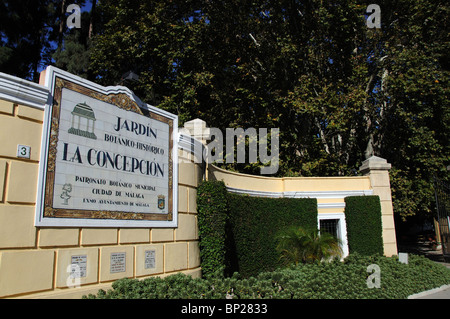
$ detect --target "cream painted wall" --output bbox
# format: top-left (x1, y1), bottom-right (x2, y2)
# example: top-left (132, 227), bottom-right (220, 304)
top-left (207, 161), bottom-right (398, 257)
top-left (0, 72), bottom-right (203, 299)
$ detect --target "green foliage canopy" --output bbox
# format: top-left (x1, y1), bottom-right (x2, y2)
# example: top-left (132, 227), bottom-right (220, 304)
top-left (87, 0), bottom-right (449, 222)
top-left (2, 0), bottom-right (447, 222)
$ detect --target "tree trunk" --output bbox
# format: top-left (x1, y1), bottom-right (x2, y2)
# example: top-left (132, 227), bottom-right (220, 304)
top-left (89, 0), bottom-right (97, 39)
top-left (58, 0), bottom-right (66, 47)
top-left (363, 73), bottom-right (376, 159)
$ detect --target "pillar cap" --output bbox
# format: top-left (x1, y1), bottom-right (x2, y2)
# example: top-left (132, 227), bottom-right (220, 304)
top-left (180, 118), bottom-right (210, 145)
top-left (184, 118), bottom-right (207, 130)
top-left (359, 156), bottom-right (391, 174)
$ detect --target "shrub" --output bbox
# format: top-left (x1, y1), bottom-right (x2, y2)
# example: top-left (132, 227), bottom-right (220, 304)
top-left (276, 226), bottom-right (343, 265)
top-left (84, 254), bottom-right (450, 299)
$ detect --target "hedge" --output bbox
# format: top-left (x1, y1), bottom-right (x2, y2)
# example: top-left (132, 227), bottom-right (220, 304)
top-left (197, 180), bottom-right (229, 277)
top-left (227, 193), bottom-right (318, 277)
top-left (197, 180), bottom-right (318, 278)
top-left (198, 181), bottom-right (387, 278)
top-left (344, 195), bottom-right (384, 256)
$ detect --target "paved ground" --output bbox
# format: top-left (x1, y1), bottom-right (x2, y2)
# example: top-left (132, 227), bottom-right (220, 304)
top-left (410, 257), bottom-right (450, 299)
top-left (412, 285), bottom-right (450, 299)
top-left (399, 237), bottom-right (450, 299)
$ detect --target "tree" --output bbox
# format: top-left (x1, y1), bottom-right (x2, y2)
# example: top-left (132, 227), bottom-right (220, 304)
top-left (89, 0), bottom-right (199, 106)
top-left (359, 0), bottom-right (450, 220)
top-left (53, 10), bottom-right (93, 78)
top-left (86, 0), bottom-right (449, 223)
top-left (1, 0), bottom-right (445, 224)
top-left (0, 0), bottom-right (97, 81)
top-left (52, 0), bottom-right (100, 79)
top-left (0, 0), bottom-right (58, 81)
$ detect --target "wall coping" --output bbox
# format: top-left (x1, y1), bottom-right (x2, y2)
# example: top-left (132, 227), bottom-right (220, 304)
top-left (209, 163), bottom-right (371, 181)
top-left (226, 186), bottom-right (373, 199)
top-left (0, 72), bottom-right (50, 110)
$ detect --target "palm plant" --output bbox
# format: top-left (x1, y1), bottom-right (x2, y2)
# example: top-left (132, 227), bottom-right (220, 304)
top-left (276, 226), bottom-right (343, 265)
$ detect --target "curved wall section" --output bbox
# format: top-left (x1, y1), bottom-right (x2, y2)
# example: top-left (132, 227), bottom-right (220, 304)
top-left (207, 163), bottom-right (397, 257)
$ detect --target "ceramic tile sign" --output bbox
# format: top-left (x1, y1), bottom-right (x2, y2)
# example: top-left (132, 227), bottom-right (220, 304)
top-left (36, 67), bottom-right (178, 228)
top-left (70, 255), bottom-right (87, 278)
top-left (144, 250), bottom-right (156, 269)
top-left (110, 252), bottom-right (126, 273)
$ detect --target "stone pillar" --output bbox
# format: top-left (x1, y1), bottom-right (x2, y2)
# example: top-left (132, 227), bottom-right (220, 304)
top-left (181, 118), bottom-right (210, 145)
top-left (360, 156), bottom-right (398, 256)
top-left (180, 118), bottom-right (209, 179)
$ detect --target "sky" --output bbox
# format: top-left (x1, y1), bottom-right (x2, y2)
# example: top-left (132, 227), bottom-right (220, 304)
top-left (81, 1), bottom-right (93, 12)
